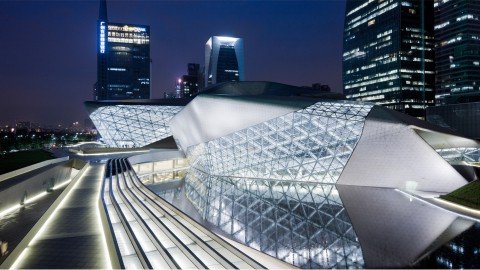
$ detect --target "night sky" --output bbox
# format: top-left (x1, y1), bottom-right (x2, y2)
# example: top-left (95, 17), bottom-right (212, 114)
top-left (0, 0), bottom-right (346, 126)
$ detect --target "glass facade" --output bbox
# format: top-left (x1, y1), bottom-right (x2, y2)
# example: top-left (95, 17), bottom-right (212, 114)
top-left (89, 105), bottom-right (183, 147)
top-left (216, 46), bottom-right (240, 83)
top-left (178, 75), bottom-right (199, 98)
top-left (343, 0), bottom-right (435, 118)
top-left (426, 101), bottom-right (480, 139)
top-left (95, 1), bottom-right (151, 100)
top-left (182, 100), bottom-right (373, 268)
top-left (436, 147), bottom-right (480, 164)
top-left (434, 0), bottom-right (480, 104)
top-left (205, 36), bottom-right (245, 87)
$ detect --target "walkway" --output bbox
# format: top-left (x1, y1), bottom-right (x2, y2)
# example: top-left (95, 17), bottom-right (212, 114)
top-left (104, 158), bottom-right (265, 269)
top-left (13, 164), bottom-right (108, 269)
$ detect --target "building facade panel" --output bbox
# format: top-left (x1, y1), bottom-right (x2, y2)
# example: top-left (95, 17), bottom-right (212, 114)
top-left (337, 106), bottom-right (468, 192)
top-left (205, 36), bottom-right (245, 87)
top-left (95, 0), bottom-right (151, 100)
top-left (89, 105), bottom-right (183, 147)
top-left (183, 101), bottom-right (373, 183)
top-left (169, 92), bottom-right (476, 268)
top-left (427, 102), bottom-right (480, 139)
top-left (434, 0), bottom-right (480, 103)
top-left (343, 0), bottom-right (435, 118)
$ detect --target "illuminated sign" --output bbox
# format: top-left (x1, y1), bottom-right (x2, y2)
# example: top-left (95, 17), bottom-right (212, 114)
top-left (108, 25), bottom-right (146, 33)
top-left (100, 21), bottom-right (106, 54)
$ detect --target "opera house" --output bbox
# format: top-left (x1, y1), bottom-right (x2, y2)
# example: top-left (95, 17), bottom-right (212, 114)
top-left (84, 82), bottom-right (480, 268)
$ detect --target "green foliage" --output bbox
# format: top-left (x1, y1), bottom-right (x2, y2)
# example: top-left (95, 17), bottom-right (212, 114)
top-left (0, 150), bottom-right (55, 175)
top-left (440, 180), bottom-right (480, 210)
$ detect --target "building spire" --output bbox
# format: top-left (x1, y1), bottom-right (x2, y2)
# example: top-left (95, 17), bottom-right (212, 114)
top-left (99, 0), bottom-right (107, 21)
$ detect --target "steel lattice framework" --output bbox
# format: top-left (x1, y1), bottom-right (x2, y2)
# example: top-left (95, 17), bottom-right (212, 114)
top-left (436, 147), bottom-right (480, 164)
top-left (184, 101), bottom-right (372, 268)
top-left (89, 105), bottom-right (183, 147)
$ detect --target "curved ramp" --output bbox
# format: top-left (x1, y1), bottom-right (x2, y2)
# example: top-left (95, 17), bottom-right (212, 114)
top-left (102, 158), bottom-right (265, 269)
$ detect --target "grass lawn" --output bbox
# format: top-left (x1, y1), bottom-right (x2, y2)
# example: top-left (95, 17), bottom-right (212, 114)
top-left (0, 150), bottom-right (55, 175)
top-left (440, 180), bottom-right (480, 210)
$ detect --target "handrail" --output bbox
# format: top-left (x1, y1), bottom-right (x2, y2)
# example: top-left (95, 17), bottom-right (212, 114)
top-left (108, 160), bottom-right (151, 269)
top-left (121, 158), bottom-right (238, 269)
top-left (126, 159), bottom-right (266, 269)
top-left (115, 159), bottom-right (179, 268)
top-left (118, 159), bottom-right (207, 269)
top-left (101, 158), bottom-right (265, 269)
top-left (98, 160), bottom-right (123, 269)
top-left (0, 160), bottom-right (88, 269)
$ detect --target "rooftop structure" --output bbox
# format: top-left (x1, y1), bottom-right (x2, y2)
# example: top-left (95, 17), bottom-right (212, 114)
top-left (84, 99), bottom-right (190, 148)
top-left (85, 82), bottom-right (343, 148)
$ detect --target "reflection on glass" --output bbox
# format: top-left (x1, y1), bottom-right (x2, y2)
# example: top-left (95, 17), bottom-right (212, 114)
top-left (178, 174), bottom-right (478, 269)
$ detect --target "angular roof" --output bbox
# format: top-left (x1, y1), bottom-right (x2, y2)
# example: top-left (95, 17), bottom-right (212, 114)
top-left (201, 81), bottom-right (345, 99)
top-left (84, 98), bottom-right (192, 113)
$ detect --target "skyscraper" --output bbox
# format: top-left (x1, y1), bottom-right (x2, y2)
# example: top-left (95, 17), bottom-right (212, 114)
top-left (94, 0), bottom-right (151, 100)
top-left (343, 0), bottom-right (435, 118)
top-left (434, 0), bottom-right (480, 104)
top-left (180, 63), bottom-right (201, 98)
top-left (425, 0), bottom-right (480, 139)
top-left (205, 36), bottom-right (245, 87)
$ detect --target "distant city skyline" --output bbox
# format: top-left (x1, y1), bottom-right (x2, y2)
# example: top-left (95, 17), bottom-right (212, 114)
top-left (0, 0), bottom-right (346, 125)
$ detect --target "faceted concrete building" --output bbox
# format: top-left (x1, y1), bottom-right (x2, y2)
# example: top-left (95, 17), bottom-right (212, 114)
top-left (205, 36), bottom-right (245, 87)
top-left (85, 99), bottom-right (190, 147)
top-left (168, 82), bottom-right (478, 267)
top-left (85, 82), bottom-right (480, 268)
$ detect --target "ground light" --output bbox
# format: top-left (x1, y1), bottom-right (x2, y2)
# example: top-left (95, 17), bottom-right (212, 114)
top-left (9, 168), bottom-right (88, 269)
top-left (96, 166), bottom-right (112, 269)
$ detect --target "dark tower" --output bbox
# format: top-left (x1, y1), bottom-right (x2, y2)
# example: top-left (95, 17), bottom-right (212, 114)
top-left (434, 0), bottom-right (480, 104)
top-left (94, 0), bottom-right (151, 100)
top-left (343, 0), bottom-right (435, 118)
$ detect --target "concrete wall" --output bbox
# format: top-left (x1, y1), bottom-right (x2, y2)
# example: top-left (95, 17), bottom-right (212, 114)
top-left (0, 157), bottom-right (69, 183)
top-left (0, 160), bottom-right (75, 214)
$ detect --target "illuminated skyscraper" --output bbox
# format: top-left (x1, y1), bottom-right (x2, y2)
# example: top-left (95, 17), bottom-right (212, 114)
top-left (205, 36), bottom-right (245, 87)
top-left (434, 0), bottom-right (480, 104)
top-left (343, 0), bottom-right (435, 118)
top-left (94, 0), bottom-right (151, 100)
top-left (176, 63), bottom-right (201, 98)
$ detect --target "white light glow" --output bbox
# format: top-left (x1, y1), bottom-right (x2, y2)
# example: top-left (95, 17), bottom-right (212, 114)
top-left (0, 191), bottom-right (49, 220)
top-left (52, 180), bottom-right (71, 191)
top-left (89, 105), bottom-right (183, 148)
top-left (9, 166), bottom-right (89, 269)
top-left (100, 22), bottom-right (106, 54)
top-left (76, 150), bottom-right (149, 156)
top-left (96, 167), bottom-right (113, 269)
top-left (216, 36), bottom-right (239, 43)
top-left (395, 189), bottom-right (480, 223)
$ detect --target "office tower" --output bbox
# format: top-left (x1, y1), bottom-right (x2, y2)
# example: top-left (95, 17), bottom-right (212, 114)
top-left (94, 0), bottom-right (151, 100)
top-left (178, 75), bottom-right (198, 98)
top-left (176, 63), bottom-right (201, 98)
top-left (205, 36), bottom-right (245, 87)
top-left (434, 0), bottom-right (480, 104)
top-left (343, 0), bottom-right (435, 118)
top-left (426, 0), bottom-right (480, 139)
